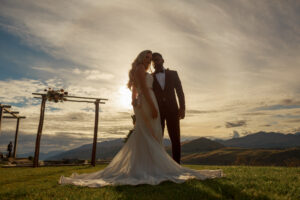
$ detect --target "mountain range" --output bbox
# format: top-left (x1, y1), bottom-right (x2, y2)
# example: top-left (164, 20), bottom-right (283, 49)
top-left (46, 138), bottom-right (171, 160)
top-left (166, 137), bottom-right (224, 156)
top-left (44, 131), bottom-right (300, 163)
top-left (181, 147), bottom-right (300, 166)
top-left (217, 131), bottom-right (300, 149)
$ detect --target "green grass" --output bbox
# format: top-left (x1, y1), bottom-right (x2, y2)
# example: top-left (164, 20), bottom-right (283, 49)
top-left (0, 165), bottom-right (299, 200)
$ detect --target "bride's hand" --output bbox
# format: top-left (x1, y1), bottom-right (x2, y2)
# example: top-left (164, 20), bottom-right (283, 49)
top-left (132, 98), bottom-right (141, 108)
top-left (151, 107), bottom-right (158, 119)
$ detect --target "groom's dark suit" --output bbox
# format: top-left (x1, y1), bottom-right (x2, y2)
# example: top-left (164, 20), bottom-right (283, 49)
top-left (152, 69), bottom-right (185, 164)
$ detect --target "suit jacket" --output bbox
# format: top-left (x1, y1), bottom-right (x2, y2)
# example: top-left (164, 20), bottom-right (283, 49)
top-left (152, 69), bottom-right (185, 115)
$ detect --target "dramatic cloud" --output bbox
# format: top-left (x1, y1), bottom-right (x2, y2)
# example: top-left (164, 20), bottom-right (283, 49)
top-left (232, 130), bottom-right (240, 138)
top-left (255, 104), bottom-right (300, 111)
top-left (262, 124), bottom-right (272, 127)
top-left (0, 79), bottom-right (48, 103)
top-left (72, 68), bottom-right (114, 81)
top-left (0, 0), bottom-right (299, 151)
top-left (281, 99), bottom-right (300, 106)
top-left (286, 119), bottom-right (300, 123)
top-left (226, 120), bottom-right (247, 128)
top-left (242, 112), bottom-right (269, 116)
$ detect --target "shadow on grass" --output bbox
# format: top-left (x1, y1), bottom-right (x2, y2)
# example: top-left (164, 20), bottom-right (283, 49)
top-left (107, 177), bottom-right (270, 200)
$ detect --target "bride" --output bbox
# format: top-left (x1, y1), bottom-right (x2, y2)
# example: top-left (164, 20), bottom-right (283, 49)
top-left (59, 50), bottom-right (223, 187)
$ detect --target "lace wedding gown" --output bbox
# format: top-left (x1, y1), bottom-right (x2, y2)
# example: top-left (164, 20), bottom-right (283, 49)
top-left (59, 73), bottom-right (223, 187)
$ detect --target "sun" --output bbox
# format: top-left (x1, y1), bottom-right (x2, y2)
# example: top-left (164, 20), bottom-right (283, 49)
top-left (118, 86), bottom-right (132, 109)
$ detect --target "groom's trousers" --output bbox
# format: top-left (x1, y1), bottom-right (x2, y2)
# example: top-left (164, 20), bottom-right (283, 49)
top-left (160, 110), bottom-right (181, 164)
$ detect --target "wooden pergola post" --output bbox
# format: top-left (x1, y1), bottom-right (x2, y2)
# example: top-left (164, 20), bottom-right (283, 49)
top-left (33, 95), bottom-right (47, 167)
top-left (0, 105), bottom-right (3, 134)
top-left (1, 104), bottom-right (25, 158)
top-left (12, 118), bottom-right (20, 158)
top-left (91, 99), bottom-right (100, 166)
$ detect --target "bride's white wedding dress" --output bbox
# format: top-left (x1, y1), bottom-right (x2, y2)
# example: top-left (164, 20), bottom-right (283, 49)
top-left (59, 73), bottom-right (223, 187)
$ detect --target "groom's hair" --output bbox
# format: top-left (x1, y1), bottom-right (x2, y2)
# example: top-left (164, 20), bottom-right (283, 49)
top-left (152, 52), bottom-right (162, 58)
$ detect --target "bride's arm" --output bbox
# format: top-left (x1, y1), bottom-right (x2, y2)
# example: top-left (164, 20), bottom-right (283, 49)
top-left (135, 65), bottom-right (158, 118)
top-left (131, 85), bottom-right (138, 106)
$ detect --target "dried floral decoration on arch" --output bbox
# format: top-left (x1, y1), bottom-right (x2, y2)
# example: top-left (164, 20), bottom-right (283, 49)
top-left (44, 88), bottom-right (68, 103)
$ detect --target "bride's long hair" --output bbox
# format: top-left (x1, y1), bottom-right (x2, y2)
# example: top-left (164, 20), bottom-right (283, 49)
top-left (127, 50), bottom-right (152, 90)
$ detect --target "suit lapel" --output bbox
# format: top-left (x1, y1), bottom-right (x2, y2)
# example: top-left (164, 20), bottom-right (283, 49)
top-left (164, 69), bottom-right (169, 90)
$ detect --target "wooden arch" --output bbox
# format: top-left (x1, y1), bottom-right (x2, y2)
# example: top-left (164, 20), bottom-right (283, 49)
top-left (32, 93), bottom-right (108, 168)
top-left (0, 104), bottom-right (26, 158)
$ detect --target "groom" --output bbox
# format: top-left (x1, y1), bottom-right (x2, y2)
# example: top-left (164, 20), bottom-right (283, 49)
top-left (152, 52), bottom-right (185, 164)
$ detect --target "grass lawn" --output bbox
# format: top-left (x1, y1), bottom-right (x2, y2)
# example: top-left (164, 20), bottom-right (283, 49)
top-left (0, 165), bottom-right (299, 200)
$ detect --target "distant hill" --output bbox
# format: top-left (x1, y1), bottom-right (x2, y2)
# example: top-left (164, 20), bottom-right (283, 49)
top-left (46, 131), bottom-right (300, 166)
top-left (295, 132), bottom-right (300, 136)
top-left (166, 137), bottom-right (224, 156)
top-left (47, 138), bottom-right (171, 160)
top-left (182, 147), bottom-right (300, 167)
top-left (219, 131), bottom-right (300, 149)
top-left (182, 137), bottom-right (225, 153)
top-left (17, 150), bottom-right (63, 160)
top-left (47, 139), bottom-right (124, 160)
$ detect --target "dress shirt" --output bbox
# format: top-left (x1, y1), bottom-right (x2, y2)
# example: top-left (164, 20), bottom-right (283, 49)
top-left (155, 67), bottom-right (166, 90)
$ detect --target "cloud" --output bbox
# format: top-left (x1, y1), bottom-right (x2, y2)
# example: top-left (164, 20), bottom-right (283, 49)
top-left (0, 78), bottom-right (133, 139)
top-left (186, 109), bottom-right (219, 114)
top-left (31, 66), bottom-right (58, 73)
top-left (225, 120), bottom-right (247, 128)
top-left (262, 124), bottom-right (272, 127)
top-left (72, 68), bottom-right (114, 80)
top-left (242, 112), bottom-right (269, 116)
top-left (0, 78), bottom-right (51, 103)
top-left (232, 130), bottom-right (240, 138)
top-left (253, 98), bottom-right (300, 111)
top-left (254, 104), bottom-right (300, 111)
top-left (274, 114), bottom-right (300, 119)
top-left (0, 0), bottom-right (300, 138)
top-left (293, 127), bottom-right (300, 132)
top-left (286, 119), bottom-right (300, 123)
top-left (280, 99), bottom-right (300, 105)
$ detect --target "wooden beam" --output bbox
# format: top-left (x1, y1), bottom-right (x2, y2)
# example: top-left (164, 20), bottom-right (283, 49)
top-left (34, 97), bottom-right (105, 104)
top-left (91, 100), bottom-right (100, 167)
top-left (65, 95), bottom-right (108, 101)
top-left (3, 108), bottom-right (18, 118)
top-left (32, 93), bottom-right (45, 96)
top-left (33, 95), bottom-right (47, 168)
top-left (4, 111), bottom-right (19, 114)
top-left (65, 99), bottom-right (106, 104)
top-left (2, 116), bottom-right (17, 119)
top-left (32, 93), bottom-right (108, 101)
top-left (13, 118), bottom-right (20, 158)
top-left (3, 116), bottom-right (26, 119)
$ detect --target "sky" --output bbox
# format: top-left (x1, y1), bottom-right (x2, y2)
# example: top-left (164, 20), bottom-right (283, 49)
top-left (0, 0), bottom-right (300, 154)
